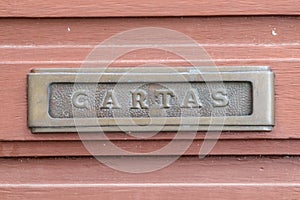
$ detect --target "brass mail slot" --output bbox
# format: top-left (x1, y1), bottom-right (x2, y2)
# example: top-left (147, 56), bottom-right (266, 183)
top-left (28, 66), bottom-right (274, 133)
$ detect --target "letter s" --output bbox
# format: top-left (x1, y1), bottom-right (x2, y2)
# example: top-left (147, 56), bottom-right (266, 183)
top-left (212, 88), bottom-right (229, 107)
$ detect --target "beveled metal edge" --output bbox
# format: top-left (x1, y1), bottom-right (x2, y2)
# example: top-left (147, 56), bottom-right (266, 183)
top-left (28, 66), bottom-right (274, 132)
top-left (32, 125), bottom-right (273, 133)
top-left (32, 66), bottom-right (270, 73)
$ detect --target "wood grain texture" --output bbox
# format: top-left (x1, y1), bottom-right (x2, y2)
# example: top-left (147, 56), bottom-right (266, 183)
top-left (0, 17), bottom-right (299, 156)
top-left (0, 17), bottom-right (298, 45)
top-left (0, 0), bottom-right (299, 17)
top-left (1, 140), bottom-right (300, 157)
top-left (1, 60), bottom-right (299, 141)
top-left (3, 186), bottom-right (300, 200)
top-left (1, 156), bottom-right (300, 199)
top-left (0, 17), bottom-right (299, 140)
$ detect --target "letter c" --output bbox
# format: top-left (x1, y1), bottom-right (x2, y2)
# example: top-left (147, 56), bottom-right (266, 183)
top-left (72, 90), bottom-right (90, 109)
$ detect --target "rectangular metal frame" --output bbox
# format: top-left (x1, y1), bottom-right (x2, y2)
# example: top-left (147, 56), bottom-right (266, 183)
top-left (28, 66), bottom-right (274, 132)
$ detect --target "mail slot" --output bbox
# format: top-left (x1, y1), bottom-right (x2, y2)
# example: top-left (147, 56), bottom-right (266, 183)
top-left (28, 66), bottom-right (274, 132)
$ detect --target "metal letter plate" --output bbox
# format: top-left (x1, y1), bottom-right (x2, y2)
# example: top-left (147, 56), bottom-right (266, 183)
top-left (28, 66), bottom-right (274, 133)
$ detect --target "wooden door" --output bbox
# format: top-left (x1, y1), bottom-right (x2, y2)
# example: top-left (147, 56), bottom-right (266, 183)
top-left (0, 1), bottom-right (299, 199)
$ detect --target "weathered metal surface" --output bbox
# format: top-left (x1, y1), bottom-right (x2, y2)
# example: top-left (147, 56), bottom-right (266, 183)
top-left (28, 66), bottom-right (274, 132)
top-left (49, 82), bottom-right (252, 118)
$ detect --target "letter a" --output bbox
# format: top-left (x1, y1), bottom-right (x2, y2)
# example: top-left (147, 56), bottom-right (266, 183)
top-left (181, 89), bottom-right (202, 108)
top-left (101, 90), bottom-right (120, 109)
